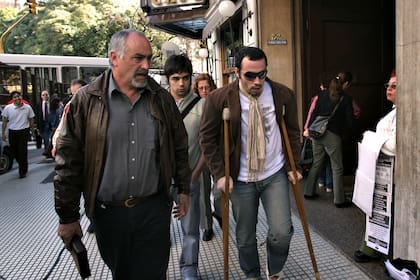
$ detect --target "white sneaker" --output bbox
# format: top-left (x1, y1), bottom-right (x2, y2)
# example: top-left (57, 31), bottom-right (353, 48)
top-left (318, 183), bottom-right (325, 189)
top-left (326, 188), bottom-right (333, 193)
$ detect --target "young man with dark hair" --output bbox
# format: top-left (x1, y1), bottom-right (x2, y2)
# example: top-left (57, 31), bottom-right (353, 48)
top-left (200, 47), bottom-right (302, 279)
top-left (165, 54), bottom-right (206, 280)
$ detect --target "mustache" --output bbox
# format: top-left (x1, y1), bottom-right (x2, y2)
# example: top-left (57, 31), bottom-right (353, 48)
top-left (135, 69), bottom-right (149, 76)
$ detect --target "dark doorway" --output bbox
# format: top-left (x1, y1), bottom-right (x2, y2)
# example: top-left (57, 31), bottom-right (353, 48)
top-left (302, 0), bottom-right (395, 174)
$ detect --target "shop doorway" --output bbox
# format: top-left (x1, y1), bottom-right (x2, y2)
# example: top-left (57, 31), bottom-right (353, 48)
top-left (302, 0), bottom-right (395, 174)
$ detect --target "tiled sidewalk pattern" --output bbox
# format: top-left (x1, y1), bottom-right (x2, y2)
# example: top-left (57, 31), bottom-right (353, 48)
top-left (0, 158), bottom-right (371, 279)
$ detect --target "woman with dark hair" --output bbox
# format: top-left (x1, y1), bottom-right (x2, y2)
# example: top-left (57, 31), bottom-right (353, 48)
top-left (303, 76), bottom-right (355, 207)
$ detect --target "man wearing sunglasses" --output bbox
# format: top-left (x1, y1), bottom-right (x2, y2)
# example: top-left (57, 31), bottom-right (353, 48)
top-left (200, 47), bottom-right (302, 280)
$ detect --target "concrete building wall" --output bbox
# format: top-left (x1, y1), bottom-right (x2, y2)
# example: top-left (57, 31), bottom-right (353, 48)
top-left (256, 0), bottom-right (304, 130)
top-left (394, 0), bottom-right (420, 264)
top-left (258, 0), bottom-right (295, 89)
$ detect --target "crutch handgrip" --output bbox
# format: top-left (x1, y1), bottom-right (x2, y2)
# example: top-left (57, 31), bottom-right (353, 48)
top-left (223, 107), bottom-right (230, 121)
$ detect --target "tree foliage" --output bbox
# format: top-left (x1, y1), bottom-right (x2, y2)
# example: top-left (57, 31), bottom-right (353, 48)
top-left (0, 0), bottom-right (174, 68)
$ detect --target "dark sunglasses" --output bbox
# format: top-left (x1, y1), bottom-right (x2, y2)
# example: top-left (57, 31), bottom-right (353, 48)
top-left (384, 83), bottom-right (397, 89)
top-left (243, 70), bottom-right (268, 81)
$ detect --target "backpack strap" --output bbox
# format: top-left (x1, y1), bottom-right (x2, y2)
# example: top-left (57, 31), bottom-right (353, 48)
top-left (180, 96), bottom-right (201, 119)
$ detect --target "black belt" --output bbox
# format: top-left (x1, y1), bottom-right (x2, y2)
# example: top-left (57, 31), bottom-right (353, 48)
top-left (98, 193), bottom-right (159, 208)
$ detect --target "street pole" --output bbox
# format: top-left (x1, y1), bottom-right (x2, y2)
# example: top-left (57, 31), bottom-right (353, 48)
top-left (0, 13), bottom-right (31, 53)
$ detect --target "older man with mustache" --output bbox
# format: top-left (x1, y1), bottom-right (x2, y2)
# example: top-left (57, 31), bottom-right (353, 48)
top-left (54, 29), bottom-right (191, 279)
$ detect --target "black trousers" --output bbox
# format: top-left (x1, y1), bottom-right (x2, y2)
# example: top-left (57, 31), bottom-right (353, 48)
top-left (92, 193), bottom-right (172, 280)
top-left (8, 128), bottom-right (30, 176)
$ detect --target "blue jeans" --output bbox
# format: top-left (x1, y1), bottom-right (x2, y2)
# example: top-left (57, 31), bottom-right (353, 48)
top-left (318, 156), bottom-right (333, 189)
top-left (230, 168), bottom-right (293, 278)
top-left (179, 179), bottom-right (201, 278)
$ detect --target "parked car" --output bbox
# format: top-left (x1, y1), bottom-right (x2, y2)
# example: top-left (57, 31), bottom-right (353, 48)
top-left (0, 119), bottom-right (14, 174)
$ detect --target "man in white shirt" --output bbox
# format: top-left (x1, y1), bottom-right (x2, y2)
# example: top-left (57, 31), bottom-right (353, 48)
top-left (2, 91), bottom-right (36, 178)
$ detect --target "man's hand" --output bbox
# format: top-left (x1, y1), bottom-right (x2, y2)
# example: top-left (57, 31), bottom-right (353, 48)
top-left (303, 129), bottom-right (310, 138)
top-left (57, 221), bottom-right (83, 250)
top-left (287, 171), bottom-right (303, 185)
top-left (172, 193), bottom-right (189, 220)
top-left (216, 176), bottom-right (233, 193)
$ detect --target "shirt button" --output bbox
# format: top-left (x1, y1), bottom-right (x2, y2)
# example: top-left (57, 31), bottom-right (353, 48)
top-left (131, 176), bottom-right (135, 180)
top-left (131, 122), bottom-right (135, 126)
top-left (131, 140), bottom-right (135, 144)
top-left (132, 158), bottom-right (135, 162)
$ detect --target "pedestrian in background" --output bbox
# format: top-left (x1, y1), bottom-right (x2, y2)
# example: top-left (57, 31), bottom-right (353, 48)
top-left (165, 55), bottom-right (206, 280)
top-left (44, 96), bottom-right (63, 158)
top-left (62, 79), bottom-right (87, 106)
top-left (303, 76), bottom-right (355, 207)
top-left (303, 78), bottom-right (333, 191)
top-left (200, 47), bottom-right (302, 280)
top-left (192, 73), bottom-right (222, 241)
top-left (354, 71), bottom-right (397, 263)
top-left (37, 90), bottom-right (52, 157)
top-left (2, 91), bottom-right (36, 178)
top-left (51, 79), bottom-right (87, 158)
top-left (54, 29), bottom-right (191, 279)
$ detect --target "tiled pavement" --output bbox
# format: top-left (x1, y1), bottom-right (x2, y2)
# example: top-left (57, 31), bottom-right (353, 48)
top-left (0, 149), bottom-right (373, 279)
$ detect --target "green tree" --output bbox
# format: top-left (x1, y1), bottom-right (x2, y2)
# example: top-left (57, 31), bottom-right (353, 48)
top-left (0, 0), bottom-right (173, 68)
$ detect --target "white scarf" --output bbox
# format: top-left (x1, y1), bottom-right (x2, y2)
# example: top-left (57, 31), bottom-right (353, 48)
top-left (242, 90), bottom-right (266, 181)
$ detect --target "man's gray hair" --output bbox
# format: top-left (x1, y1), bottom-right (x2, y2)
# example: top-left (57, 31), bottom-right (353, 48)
top-left (108, 29), bottom-right (146, 66)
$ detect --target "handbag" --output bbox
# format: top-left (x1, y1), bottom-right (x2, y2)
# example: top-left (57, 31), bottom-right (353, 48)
top-left (300, 138), bottom-right (313, 176)
top-left (308, 96), bottom-right (343, 139)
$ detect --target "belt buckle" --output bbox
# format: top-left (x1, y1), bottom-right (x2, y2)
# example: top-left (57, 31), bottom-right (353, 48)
top-left (124, 197), bottom-right (137, 208)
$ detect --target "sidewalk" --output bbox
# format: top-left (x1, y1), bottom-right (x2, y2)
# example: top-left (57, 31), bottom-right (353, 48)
top-left (0, 148), bottom-right (373, 279)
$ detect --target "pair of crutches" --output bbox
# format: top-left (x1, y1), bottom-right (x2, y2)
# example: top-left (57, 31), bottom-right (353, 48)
top-left (221, 108), bottom-right (320, 280)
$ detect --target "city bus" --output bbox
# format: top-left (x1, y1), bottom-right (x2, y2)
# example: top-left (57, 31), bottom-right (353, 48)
top-left (0, 53), bottom-right (110, 108)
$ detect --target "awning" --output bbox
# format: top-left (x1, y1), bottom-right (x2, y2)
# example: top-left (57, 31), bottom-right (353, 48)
top-left (145, 8), bottom-right (208, 39)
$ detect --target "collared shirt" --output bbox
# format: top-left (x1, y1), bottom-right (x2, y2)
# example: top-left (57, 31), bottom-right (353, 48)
top-left (2, 103), bottom-right (35, 130)
top-left (96, 75), bottom-right (160, 201)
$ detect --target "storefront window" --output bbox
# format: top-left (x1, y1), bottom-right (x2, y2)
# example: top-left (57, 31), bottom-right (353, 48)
top-left (221, 12), bottom-right (243, 85)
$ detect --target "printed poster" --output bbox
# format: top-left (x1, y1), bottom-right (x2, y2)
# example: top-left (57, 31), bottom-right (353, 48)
top-left (365, 154), bottom-right (394, 255)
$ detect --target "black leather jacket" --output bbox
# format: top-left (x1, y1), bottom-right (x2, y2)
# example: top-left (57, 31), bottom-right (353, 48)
top-left (54, 70), bottom-right (191, 223)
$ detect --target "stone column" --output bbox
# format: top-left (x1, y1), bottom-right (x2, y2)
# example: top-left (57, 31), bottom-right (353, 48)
top-left (394, 0), bottom-right (420, 263)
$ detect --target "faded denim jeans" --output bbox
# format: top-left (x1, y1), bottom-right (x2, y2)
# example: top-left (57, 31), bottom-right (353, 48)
top-left (178, 179), bottom-right (201, 278)
top-left (230, 167), bottom-right (293, 278)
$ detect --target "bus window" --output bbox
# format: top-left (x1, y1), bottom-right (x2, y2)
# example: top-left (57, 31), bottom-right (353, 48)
top-left (62, 66), bottom-right (79, 86)
top-left (0, 54), bottom-right (109, 107)
top-left (0, 66), bottom-right (21, 105)
top-left (80, 66), bottom-right (108, 82)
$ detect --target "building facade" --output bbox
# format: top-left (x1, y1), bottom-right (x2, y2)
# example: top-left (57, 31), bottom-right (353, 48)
top-left (150, 0), bottom-right (418, 265)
